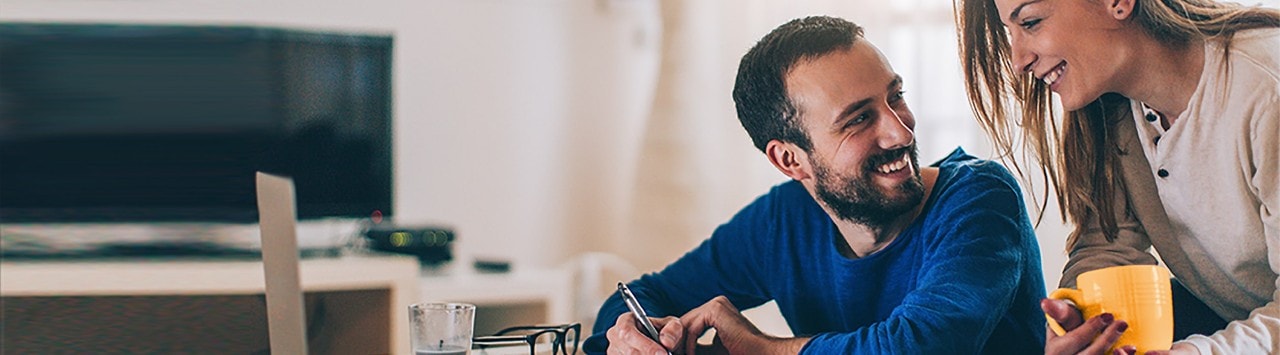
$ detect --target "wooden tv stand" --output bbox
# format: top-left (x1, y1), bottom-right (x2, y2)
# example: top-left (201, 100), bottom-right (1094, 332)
top-left (0, 253), bottom-right (420, 354)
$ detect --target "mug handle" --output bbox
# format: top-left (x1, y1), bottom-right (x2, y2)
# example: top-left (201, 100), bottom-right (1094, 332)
top-left (1046, 288), bottom-right (1084, 336)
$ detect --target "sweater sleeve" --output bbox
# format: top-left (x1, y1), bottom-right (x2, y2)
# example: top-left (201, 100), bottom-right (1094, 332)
top-left (799, 167), bottom-right (1041, 354)
top-left (1181, 96), bottom-right (1280, 354)
top-left (581, 187), bottom-right (780, 354)
top-left (1060, 115), bottom-right (1160, 288)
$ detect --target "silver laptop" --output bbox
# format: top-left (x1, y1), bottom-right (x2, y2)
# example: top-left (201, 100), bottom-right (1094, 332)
top-left (256, 172), bottom-right (309, 354)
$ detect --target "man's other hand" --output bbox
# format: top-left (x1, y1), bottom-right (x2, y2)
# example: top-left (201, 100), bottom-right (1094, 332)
top-left (679, 296), bottom-right (805, 355)
top-left (606, 312), bottom-right (683, 355)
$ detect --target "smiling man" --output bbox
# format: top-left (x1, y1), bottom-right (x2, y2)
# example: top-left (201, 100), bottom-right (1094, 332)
top-left (582, 16), bottom-right (1046, 354)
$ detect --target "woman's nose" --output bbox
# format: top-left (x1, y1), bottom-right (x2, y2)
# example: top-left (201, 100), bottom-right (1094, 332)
top-left (1009, 31), bottom-right (1036, 74)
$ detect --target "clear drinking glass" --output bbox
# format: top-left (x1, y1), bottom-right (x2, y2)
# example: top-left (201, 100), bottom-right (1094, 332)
top-left (409, 302), bottom-right (476, 355)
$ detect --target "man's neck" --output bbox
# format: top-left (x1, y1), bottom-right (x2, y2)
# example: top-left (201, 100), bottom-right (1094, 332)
top-left (835, 167), bottom-right (939, 258)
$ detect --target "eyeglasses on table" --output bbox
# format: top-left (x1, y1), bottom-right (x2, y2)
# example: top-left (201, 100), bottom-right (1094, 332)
top-left (473, 323), bottom-right (581, 355)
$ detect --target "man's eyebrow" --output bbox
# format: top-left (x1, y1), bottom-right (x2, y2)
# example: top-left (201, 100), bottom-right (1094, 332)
top-left (1009, 0), bottom-right (1044, 23)
top-left (888, 75), bottom-right (902, 92)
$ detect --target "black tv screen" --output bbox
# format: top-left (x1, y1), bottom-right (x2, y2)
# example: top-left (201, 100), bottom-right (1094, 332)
top-left (0, 24), bottom-right (393, 223)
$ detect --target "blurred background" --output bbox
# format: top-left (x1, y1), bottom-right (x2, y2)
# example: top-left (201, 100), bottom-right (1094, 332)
top-left (5, 0), bottom-right (1278, 341)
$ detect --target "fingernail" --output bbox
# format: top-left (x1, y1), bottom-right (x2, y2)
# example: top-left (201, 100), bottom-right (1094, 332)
top-left (1100, 313), bottom-right (1114, 324)
top-left (1116, 321), bottom-right (1128, 333)
top-left (656, 352), bottom-right (666, 355)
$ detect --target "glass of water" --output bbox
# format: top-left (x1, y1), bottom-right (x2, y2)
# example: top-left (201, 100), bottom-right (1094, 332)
top-left (409, 302), bottom-right (475, 355)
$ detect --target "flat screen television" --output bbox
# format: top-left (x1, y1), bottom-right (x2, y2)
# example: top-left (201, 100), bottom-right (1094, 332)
top-left (0, 23), bottom-right (393, 229)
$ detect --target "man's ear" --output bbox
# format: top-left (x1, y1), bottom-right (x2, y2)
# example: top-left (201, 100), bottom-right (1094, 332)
top-left (1108, 0), bottom-right (1137, 20)
top-left (765, 140), bottom-right (812, 181)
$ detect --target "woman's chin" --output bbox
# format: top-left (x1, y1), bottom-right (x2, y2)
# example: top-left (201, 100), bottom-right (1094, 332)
top-left (1057, 91), bottom-right (1094, 112)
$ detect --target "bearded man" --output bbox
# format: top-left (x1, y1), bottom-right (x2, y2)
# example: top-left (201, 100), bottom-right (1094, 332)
top-left (582, 16), bottom-right (1046, 355)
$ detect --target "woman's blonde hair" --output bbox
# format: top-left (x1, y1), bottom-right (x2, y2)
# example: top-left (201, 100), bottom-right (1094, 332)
top-left (955, 0), bottom-right (1280, 248)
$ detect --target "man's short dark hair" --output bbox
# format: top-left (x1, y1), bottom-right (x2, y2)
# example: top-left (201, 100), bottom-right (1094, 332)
top-left (732, 16), bottom-right (865, 153)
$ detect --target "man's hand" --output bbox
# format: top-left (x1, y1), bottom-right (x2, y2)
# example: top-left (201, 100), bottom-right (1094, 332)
top-left (606, 312), bottom-right (684, 355)
top-left (1043, 298), bottom-right (1131, 355)
top-left (678, 296), bottom-right (805, 355)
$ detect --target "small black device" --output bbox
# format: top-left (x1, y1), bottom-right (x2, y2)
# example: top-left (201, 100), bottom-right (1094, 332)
top-left (473, 258), bottom-right (512, 273)
top-left (364, 225), bottom-right (454, 265)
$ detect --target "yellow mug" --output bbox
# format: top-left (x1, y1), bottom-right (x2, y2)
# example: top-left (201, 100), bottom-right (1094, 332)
top-left (1047, 265), bottom-right (1174, 353)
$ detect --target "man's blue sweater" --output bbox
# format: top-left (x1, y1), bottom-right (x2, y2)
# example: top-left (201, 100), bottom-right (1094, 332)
top-left (583, 148), bottom-right (1046, 354)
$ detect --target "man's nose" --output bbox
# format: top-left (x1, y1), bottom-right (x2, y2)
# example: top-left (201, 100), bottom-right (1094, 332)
top-left (877, 111), bottom-right (914, 151)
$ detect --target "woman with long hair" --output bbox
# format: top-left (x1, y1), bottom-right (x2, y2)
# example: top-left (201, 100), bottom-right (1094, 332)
top-left (955, 0), bottom-right (1279, 353)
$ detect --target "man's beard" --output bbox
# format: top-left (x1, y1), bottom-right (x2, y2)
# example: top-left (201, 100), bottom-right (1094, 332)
top-left (812, 146), bottom-right (925, 228)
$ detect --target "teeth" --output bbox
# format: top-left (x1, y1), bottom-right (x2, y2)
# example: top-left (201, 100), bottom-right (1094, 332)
top-left (877, 154), bottom-right (910, 174)
top-left (1043, 63), bottom-right (1066, 86)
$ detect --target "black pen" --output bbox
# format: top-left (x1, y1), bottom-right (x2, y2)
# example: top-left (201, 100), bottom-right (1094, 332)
top-left (617, 282), bottom-right (673, 355)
